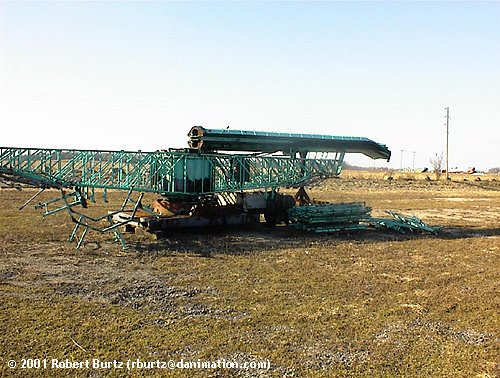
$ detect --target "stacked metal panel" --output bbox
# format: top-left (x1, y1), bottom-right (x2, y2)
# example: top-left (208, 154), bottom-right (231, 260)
top-left (288, 203), bottom-right (440, 235)
top-left (288, 202), bottom-right (371, 233)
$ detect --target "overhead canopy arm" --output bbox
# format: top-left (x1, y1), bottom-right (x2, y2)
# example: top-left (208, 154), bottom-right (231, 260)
top-left (188, 126), bottom-right (391, 161)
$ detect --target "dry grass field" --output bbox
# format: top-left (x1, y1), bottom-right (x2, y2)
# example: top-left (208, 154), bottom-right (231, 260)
top-left (0, 171), bottom-right (499, 377)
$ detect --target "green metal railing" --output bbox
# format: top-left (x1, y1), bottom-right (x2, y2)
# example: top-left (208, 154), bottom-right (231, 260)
top-left (0, 147), bottom-right (345, 195)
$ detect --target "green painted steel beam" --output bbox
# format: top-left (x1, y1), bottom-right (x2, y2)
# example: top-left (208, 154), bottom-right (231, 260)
top-left (188, 126), bottom-right (391, 161)
top-left (0, 147), bottom-right (344, 195)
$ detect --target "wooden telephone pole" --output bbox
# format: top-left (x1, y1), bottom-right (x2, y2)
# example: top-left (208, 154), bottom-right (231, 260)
top-left (445, 107), bottom-right (450, 180)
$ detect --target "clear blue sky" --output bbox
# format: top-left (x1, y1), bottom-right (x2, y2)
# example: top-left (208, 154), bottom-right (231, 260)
top-left (1, 1), bottom-right (499, 170)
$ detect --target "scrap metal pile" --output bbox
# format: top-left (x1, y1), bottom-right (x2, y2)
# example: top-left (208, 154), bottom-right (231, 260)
top-left (289, 202), bottom-right (439, 235)
top-left (288, 202), bottom-right (372, 233)
top-left (369, 211), bottom-right (440, 235)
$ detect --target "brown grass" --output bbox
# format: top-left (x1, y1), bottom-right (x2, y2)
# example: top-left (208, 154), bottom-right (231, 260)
top-left (0, 178), bottom-right (499, 377)
top-left (340, 168), bottom-right (500, 182)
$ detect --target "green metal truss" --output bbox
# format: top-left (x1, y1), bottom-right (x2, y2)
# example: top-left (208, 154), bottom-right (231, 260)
top-left (0, 147), bottom-right (345, 196)
top-left (0, 147), bottom-right (347, 249)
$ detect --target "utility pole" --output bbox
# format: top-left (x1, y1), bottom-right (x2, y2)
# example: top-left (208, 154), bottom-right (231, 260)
top-left (400, 149), bottom-right (404, 170)
top-left (412, 151), bottom-right (416, 171)
top-left (445, 107), bottom-right (450, 180)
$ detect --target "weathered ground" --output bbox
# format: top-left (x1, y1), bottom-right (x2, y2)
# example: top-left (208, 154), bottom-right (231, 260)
top-left (0, 173), bottom-right (499, 377)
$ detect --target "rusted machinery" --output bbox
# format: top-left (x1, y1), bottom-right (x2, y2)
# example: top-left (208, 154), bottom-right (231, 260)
top-left (1, 126), bottom-right (392, 248)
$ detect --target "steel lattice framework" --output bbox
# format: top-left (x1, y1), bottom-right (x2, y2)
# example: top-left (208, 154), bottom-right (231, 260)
top-left (0, 147), bottom-right (344, 196)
